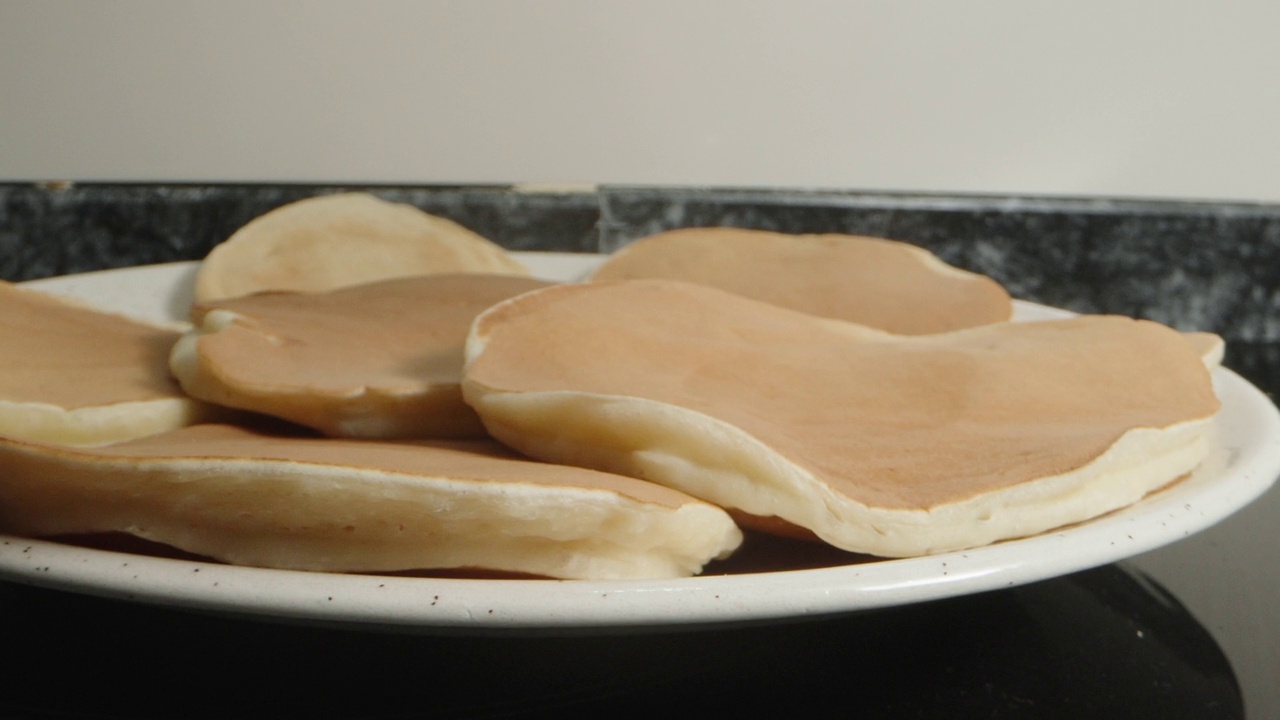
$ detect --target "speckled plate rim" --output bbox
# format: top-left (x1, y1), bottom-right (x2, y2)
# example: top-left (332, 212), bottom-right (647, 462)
top-left (2, 255), bottom-right (1278, 634)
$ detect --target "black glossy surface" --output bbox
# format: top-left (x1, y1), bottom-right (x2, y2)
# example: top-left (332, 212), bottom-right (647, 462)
top-left (0, 564), bottom-right (1242, 719)
top-left (0, 183), bottom-right (1275, 718)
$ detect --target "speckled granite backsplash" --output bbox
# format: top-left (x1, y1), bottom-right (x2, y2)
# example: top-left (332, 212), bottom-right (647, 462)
top-left (4, 182), bottom-right (1280, 343)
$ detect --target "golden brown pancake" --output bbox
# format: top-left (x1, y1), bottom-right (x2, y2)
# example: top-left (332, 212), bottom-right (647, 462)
top-left (0, 423), bottom-right (742, 580)
top-left (0, 281), bottom-right (215, 446)
top-left (193, 192), bottom-right (529, 303)
top-left (588, 228), bottom-right (1013, 334)
top-left (462, 279), bottom-right (1221, 557)
top-left (171, 274), bottom-right (554, 439)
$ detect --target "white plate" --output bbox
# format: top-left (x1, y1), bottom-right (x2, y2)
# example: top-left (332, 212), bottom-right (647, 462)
top-left (2, 254), bottom-right (1278, 633)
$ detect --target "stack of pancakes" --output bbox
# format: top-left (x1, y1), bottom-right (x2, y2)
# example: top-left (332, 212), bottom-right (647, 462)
top-left (0, 193), bottom-right (1223, 580)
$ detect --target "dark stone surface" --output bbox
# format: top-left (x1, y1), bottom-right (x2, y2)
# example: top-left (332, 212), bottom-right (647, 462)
top-left (0, 182), bottom-right (602, 281)
top-left (3, 182), bottom-right (1280, 342)
top-left (596, 187), bottom-right (1280, 341)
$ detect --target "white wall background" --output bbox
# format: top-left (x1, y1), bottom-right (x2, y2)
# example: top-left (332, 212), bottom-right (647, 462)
top-left (2, 0), bottom-right (1278, 203)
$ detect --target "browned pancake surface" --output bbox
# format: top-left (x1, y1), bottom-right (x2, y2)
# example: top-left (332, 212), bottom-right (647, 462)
top-left (175, 274), bottom-right (553, 438)
top-left (589, 228), bottom-right (1013, 334)
top-left (0, 281), bottom-right (185, 408)
top-left (465, 280), bottom-right (1219, 512)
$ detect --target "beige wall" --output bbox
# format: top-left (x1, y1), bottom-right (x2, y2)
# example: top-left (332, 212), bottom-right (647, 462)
top-left (3, 1), bottom-right (1277, 203)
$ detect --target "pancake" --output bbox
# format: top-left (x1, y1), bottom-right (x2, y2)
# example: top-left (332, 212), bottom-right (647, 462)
top-left (171, 274), bottom-right (554, 439)
top-left (193, 192), bottom-right (530, 303)
top-left (1184, 331), bottom-right (1226, 370)
top-left (0, 423), bottom-right (742, 580)
top-left (0, 281), bottom-right (216, 446)
top-left (461, 279), bottom-right (1221, 557)
top-left (588, 227), bottom-right (1013, 334)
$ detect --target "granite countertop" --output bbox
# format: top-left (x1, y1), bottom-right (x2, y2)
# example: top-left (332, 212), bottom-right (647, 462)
top-left (1, 182), bottom-right (1278, 719)
top-left (5, 182), bottom-right (1280, 345)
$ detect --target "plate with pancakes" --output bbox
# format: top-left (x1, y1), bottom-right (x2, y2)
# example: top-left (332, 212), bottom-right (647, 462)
top-left (1, 225), bottom-right (1277, 632)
